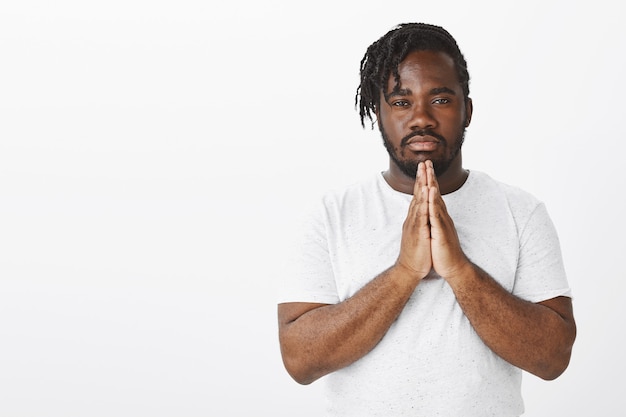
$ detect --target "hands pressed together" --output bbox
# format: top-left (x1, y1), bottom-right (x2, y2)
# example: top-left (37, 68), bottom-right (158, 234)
top-left (396, 160), bottom-right (471, 282)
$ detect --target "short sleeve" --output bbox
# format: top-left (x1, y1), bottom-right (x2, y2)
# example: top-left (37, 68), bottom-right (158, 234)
top-left (512, 203), bottom-right (572, 302)
top-left (275, 201), bottom-right (340, 305)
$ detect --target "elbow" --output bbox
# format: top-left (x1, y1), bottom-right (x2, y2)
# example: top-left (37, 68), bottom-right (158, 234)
top-left (278, 329), bottom-right (327, 385)
top-left (536, 355), bottom-right (571, 381)
top-left (526, 344), bottom-right (572, 380)
top-left (542, 343), bottom-right (575, 380)
top-left (281, 354), bottom-right (321, 385)
top-left (536, 327), bottom-right (577, 381)
top-left (287, 370), bottom-right (318, 386)
top-left (531, 295), bottom-right (577, 381)
top-left (279, 337), bottom-right (324, 385)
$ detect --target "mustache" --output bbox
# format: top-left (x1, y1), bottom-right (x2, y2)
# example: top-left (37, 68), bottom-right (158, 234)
top-left (400, 129), bottom-right (447, 147)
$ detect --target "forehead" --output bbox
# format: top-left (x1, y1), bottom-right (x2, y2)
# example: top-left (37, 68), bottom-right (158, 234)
top-left (389, 50), bottom-right (459, 91)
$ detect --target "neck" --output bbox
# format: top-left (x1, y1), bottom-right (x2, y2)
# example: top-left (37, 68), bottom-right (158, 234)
top-left (383, 154), bottom-right (468, 195)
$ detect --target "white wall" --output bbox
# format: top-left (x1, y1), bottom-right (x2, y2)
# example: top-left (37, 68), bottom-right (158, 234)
top-left (1, 1), bottom-right (623, 415)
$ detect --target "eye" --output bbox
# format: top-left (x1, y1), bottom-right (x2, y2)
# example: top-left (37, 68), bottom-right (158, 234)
top-left (432, 98), bottom-right (451, 104)
top-left (391, 100), bottom-right (410, 107)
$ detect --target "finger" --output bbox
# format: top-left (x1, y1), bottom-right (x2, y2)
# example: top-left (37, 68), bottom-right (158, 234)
top-left (425, 160), bottom-right (440, 193)
top-left (428, 187), bottom-right (441, 229)
top-left (428, 186), bottom-right (466, 278)
top-left (418, 185), bottom-right (430, 229)
top-left (407, 184), bottom-right (430, 228)
top-left (399, 184), bottom-right (433, 278)
top-left (413, 161), bottom-right (427, 197)
top-left (413, 162), bottom-right (429, 207)
top-left (428, 186), bottom-right (454, 240)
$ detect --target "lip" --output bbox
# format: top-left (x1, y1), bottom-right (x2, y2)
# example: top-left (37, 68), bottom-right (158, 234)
top-left (405, 137), bottom-right (439, 152)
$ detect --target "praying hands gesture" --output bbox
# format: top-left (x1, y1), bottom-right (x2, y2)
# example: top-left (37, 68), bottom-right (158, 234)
top-left (396, 160), bottom-right (469, 282)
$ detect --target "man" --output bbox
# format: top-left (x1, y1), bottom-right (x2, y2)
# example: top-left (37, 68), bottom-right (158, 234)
top-left (277, 23), bottom-right (576, 416)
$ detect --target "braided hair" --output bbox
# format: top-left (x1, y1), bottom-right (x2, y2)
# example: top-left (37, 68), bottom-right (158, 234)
top-left (356, 23), bottom-right (471, 128)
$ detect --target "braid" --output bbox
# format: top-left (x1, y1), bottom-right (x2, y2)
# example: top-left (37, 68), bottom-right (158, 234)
top-left (356, 23), bottom-right (470, 128)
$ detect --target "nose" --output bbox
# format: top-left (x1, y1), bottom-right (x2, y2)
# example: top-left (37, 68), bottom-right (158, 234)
top-left (409, 103), bottom-right (436, 130)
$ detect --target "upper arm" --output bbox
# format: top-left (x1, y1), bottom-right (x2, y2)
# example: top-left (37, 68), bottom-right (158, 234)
top-left (537, 296), bottom-right (576, 335)
top-left (537, 296), bottom-right (573, 319)
top-left (536, 296), bottom-right (577, 357)
top-left (278, 302), bottom-right (330, 328)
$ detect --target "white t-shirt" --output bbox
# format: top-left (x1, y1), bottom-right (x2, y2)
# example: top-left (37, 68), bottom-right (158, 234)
top-left (278, 170), bottom-right (571, 417)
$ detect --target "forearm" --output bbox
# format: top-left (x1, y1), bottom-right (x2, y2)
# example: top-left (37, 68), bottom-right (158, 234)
top-left (278, 264), bottom-right (421, 385)
top-left (447, 262), bottom-right (576, 380)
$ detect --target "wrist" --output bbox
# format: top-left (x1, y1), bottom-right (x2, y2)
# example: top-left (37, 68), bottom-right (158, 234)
top-left (441, 258), bottom-right (474, 285)
top-left (393, 261), bottom-right (430, 282)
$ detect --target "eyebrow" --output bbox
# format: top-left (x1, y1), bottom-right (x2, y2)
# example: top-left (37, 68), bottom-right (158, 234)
top-left (384, 86), bottom-right (457, 101)
top-left (429, 87), bottom-right (456, 96)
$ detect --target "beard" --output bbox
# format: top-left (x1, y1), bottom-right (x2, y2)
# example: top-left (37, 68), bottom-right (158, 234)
top-left (380, 122), bottom-right (466, 178)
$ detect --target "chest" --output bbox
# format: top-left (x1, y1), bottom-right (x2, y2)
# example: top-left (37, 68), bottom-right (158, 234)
top-left (326, 199), bottom-right (520, 301)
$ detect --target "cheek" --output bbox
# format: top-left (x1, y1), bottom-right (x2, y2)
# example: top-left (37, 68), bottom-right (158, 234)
top-left (380, 114), bottom-right (405, 135)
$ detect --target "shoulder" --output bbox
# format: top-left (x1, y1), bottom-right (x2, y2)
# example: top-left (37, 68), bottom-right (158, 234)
top-left (459, 170), bottom-right (549, 235)
top-left (469, 170), bottom-right (542, 213)
top-left (321, 173), bottom-right (384, 210)
top-left (294, 174), bottom-right (383, 228)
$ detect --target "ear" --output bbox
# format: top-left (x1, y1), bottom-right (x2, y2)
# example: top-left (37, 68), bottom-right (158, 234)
top-left (464, 98), bottom-right (473, 127)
